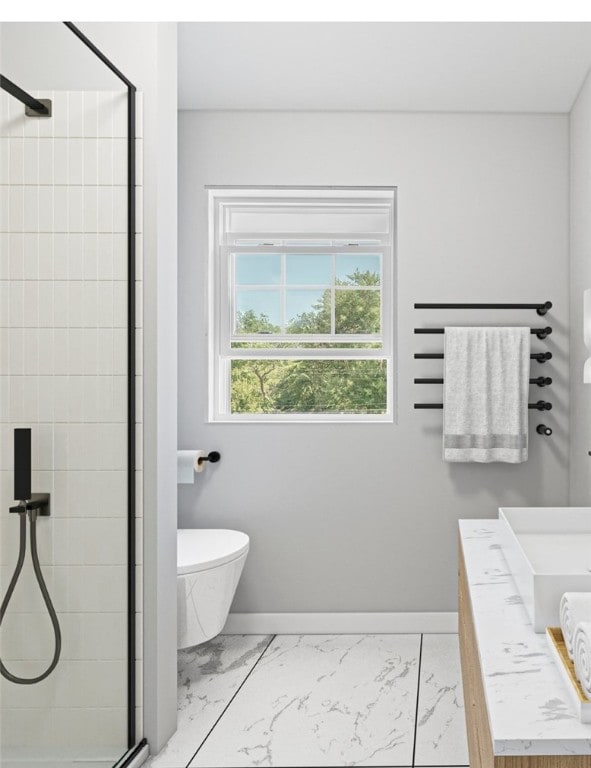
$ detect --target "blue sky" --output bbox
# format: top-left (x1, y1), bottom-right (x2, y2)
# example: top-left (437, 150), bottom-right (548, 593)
top-left (235, 253), bottom-right (380, 327)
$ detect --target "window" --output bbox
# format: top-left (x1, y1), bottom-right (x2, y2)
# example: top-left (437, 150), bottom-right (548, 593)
top-left (208, 188), bottom-right (396, 421)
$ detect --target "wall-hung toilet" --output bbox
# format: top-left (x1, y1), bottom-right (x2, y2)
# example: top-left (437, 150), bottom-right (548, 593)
top-left (177, 529), bottom-right (249, 649)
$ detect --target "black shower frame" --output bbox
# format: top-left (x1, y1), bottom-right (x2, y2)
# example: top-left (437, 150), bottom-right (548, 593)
top-left (63, 22), bottom-right (140, 754)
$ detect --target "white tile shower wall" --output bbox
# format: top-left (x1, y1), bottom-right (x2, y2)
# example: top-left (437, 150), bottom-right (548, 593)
top-left (0, 90), bottom-right (143, 751)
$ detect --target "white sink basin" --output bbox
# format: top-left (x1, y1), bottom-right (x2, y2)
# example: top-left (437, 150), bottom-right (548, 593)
top-left (498, 507), bottom-right (591, 632)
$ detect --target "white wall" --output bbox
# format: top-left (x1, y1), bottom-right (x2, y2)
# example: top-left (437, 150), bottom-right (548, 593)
top-left (569, 71), bottom-right (591, 504)
top-left (0, 21), bottom-right (178, 755)
top-left (178, 110), bottom-right (569, 617)
top-left (0, 87), bottom-right (137, 756)
top-left (1, 23), bottom-right (120, 91)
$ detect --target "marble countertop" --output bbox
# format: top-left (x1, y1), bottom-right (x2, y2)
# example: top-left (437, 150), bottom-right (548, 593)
top-left (459, 519), bottom-right (591, 756)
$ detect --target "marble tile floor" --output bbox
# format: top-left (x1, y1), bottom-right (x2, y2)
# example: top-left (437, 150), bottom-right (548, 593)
top-left (145, 633), bottom-right (469, 768)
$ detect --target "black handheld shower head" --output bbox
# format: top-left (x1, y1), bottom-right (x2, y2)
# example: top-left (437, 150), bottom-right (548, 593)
top-left (14, 428), bottom-right (31, 502)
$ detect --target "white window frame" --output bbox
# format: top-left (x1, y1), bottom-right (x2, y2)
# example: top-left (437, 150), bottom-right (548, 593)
top-left (208, 187), bottom-right (397, 423)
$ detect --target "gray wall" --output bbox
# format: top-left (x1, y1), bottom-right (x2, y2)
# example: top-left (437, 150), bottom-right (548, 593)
top-left (570, 71), bottom-right (591, 505)
top-left (178, 111), bottom-right (569, 614)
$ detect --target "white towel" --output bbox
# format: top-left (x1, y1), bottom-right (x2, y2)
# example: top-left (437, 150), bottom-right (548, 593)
top-left (574, 622), bottom-right (591, 700)
top-left (560, 593), bottom-right (591, 660)
top-left (443, 327), bottom-right (530, 463)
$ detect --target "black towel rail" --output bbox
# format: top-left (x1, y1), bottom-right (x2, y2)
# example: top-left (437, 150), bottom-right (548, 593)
top-left (414, 401), bottom-right (552, 411)
top-left (413, 302), bottom-right (554, 432)
top-left (414, 302), bottom-right (552, 316)
top-left (414, 327), bottom-right (552, 339)
top-left (414, 352), bottom-right (552, 363)
top-left (414, 376), bottom-right (552, 387)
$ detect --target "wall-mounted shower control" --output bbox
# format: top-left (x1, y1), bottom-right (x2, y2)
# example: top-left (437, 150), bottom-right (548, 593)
top-left (2, 427), bottom-right (59, 683)
top-left (9, 495), bottom-right (51, 516)
top-left (10, 428), bottom-right (50, 516)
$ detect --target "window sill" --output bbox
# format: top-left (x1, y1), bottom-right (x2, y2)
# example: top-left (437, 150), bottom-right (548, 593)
top-left (208, 414), bottom-right (395, 424)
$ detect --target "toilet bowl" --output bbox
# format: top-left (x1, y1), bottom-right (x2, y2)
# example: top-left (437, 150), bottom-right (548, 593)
top-left (177, 529), bottom-right (249, 649)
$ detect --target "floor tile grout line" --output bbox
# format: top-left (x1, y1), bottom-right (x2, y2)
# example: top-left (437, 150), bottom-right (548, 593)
top-left (184, 633), bottom-right (278, 768)
top-left (411, 633), bottom-right (424, 768)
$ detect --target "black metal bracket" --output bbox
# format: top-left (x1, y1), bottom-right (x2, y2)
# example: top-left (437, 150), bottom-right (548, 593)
top-left (537, 424), bottom-right (552, 436)
top-left (9, 493), bottom-right (50, 516)
top-left (25, 98), bottom-right (52, 117)
top-left (531, 352), bottom-right (553, 363)
top-left (0, 75), bottom-right (50, 116)
top-left (535, 327), bottom-right (552, 339)
top-left (536, 302), bottom-right (553, 316)
top-left (197, 451), bottom-right (221, 465)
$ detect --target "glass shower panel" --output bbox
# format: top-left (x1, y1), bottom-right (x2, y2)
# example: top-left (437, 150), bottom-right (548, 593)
top-left (0, 22), bottom-right (138, 768)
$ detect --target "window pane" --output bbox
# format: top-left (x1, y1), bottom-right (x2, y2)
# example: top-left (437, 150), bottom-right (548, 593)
top-left (235, 290), bottom-right (281, 332)
top-left (286, 289), bottom-right (330, 333)
top-left (235, 254), bottom-right (281, 285)
top-left (286, 254), bottom-right (331, 285)
top-left (336, 254), bottom-right (381, 286)
top-left (335, 289), bottom-right (381, 334)
top-left (231, 359), bottom-right (387, 414)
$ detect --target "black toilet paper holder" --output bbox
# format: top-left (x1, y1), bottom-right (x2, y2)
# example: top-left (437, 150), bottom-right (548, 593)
top-left (197, 451), bottom-right (221, 465)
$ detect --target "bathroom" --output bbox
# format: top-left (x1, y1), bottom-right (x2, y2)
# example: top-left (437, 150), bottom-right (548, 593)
top-left (1, 14), bottom-right (591, 768)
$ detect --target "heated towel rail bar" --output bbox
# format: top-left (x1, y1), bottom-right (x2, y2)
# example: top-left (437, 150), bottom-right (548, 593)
top-left (414, 401), bottom-right (552, 411)
top-left (414, 352), bottom-right (552, 362)
top-left (414, 301), bottom-right (552, 315)
top-left (414, 327), bottom-right (552, 339)
top-left (414, 376), bottom-right (552, 387)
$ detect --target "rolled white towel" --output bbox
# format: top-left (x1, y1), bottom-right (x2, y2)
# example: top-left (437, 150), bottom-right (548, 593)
top-left (560, 593), bottom-right (591, 660)
top-left (574, 622), bottom-right (591, 700)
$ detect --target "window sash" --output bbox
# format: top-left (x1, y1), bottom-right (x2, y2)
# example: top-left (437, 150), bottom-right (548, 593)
top-left (224, 245), bottom-right (389, 349)
top-left (215, 357), bottom-right (393, 422)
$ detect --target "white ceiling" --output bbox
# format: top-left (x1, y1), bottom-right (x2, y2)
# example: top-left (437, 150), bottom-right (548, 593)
top-left (178, 22), bottom-right (591, 113)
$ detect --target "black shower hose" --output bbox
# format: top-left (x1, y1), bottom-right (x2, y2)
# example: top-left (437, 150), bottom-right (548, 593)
top-left (0, 508), bottom-right (61, 684)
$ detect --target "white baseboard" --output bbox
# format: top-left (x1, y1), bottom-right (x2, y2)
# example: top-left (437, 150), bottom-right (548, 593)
top-left (222, 611), bottom-right (458, 635)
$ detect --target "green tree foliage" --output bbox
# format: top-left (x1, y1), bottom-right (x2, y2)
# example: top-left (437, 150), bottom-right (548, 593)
top-left (272, 359), bottom-right (386, 414)
top-left (285, 269), bottom-right (380, 336)
top-left (231, 310), bottom-right (281, 413)
top-left (231, 269), bottom-right (387, 414)
top-left (235, 309), bottom-right (280, 335)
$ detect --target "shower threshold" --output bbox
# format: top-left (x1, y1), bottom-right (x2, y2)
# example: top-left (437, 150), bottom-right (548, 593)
top-left (0, 746), bottom-right (123, 768)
